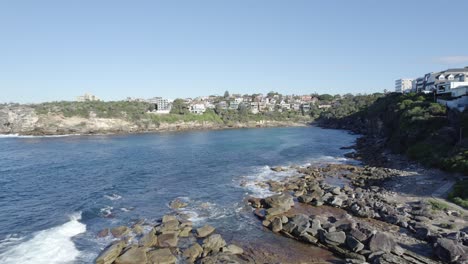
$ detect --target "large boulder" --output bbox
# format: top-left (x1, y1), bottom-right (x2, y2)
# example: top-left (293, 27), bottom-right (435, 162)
top-left (160, 220), bottom-right (179, 233)
top-left (139, 229), bottom-right (158, 247)
top-left (369, 233), bottom-right (396, 253)
top-left (203, 234), bottom-right (227, 255)
top-left (322, 231), bottom-right (346, 246)
top-left (169, 198), bottom-right (188, 209)
top-left (183, 243), bottom-right (203, 263)
top-left (95, 241), bottom-right (126, 264)
top-left (147, 248), bottom-right (177, 264)
top-left (434, 238), bottom-right (467, 263)
top-left (196, 225), bottom-right (215, 238)
top-left (115, 247), bottom-right (147, 264)
top-left (346, 235), bottom-right (364, 252)
top-left (264, 193), bottom-right (294, 210)
top-left (271, 217), bottom-right (283, 233)
top-left (158, 232), bottom-right (179, 248)
top-left (290, 214), bottom-right (310, 236)
top-left (111, 226), bottom-right (130, 238)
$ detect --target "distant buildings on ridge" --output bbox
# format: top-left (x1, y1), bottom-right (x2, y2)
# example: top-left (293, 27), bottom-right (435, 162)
top-left (395, 66), bottom-right (468, 111)
top-left (76, 93), bottom-right (100, 102)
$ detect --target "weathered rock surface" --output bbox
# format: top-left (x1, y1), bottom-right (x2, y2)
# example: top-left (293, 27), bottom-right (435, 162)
top-left (147, 248), bottom-right (177, 264)
top-left (196, 225), bottom-right (215, 238)
top-left (95, 241), bottom-right (126, 264)
top-left (115, 247), bottom-right (147, 264)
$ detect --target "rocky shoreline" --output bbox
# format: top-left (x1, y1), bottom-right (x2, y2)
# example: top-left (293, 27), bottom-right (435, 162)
top-left (0, 105), bottom-right (309, 136)
top-left (95, 213), bottom-right (249, 264)
top-left (247, 164), bottom-right (468, 264)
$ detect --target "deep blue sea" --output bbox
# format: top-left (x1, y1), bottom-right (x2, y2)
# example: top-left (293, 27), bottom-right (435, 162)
top-left (0, 126), bottom-right (357, 263)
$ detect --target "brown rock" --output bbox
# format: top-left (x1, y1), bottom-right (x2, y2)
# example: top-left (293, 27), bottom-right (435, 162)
top-left (147, 248), bottom-right (176, 264)
top-left (196, 225), bottom-right (215, 238)
top-left (158, 232), bottom-right (179, 248)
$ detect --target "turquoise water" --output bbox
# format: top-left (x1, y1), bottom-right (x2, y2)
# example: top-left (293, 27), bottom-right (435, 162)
top-left (0, 126), bottom-right (357, 263)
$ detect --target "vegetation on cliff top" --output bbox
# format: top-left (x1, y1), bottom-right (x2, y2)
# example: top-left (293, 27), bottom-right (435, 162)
top-left (319, 92), bottom-right (468, 208)
top-left (27, 100), bottom-right (311, 126)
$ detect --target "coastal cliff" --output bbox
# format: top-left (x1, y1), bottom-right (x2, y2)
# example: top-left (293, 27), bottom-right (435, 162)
top-left (0, 104), bottom-right (308, 135)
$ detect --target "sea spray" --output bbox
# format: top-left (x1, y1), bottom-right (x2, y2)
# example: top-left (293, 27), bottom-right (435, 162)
top-left (0, 212), bottom-right (86, 264)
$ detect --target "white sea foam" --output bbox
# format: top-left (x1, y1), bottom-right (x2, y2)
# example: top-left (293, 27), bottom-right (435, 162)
top-left (104, 194), bottom-right (122, 201)
top-left (237, 165), bottom-right (297, 198)
top-left (176, 200), bottom-right (231, 224)
top-left (100, 206), bottom-right (113, 217)
top-left (0, 134), bottom-right (80, 138)
top-left (237, 156), bottom-right (356, 198)
top-left (0, 212), bottom-right (86, 264)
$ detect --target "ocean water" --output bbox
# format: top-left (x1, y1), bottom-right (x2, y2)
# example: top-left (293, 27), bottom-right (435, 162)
top-left (0, 126), bottom-right (357, 263)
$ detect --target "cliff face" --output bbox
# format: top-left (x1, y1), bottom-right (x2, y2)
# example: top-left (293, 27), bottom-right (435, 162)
top-left (0, 105), bottom-right (39, 134)
top-left (0, 105), bottom-right (306, 135)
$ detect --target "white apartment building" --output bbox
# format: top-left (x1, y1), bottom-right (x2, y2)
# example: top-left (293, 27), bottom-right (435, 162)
top-left (395, 79), bottom-right (414, 93)
top-left (190, 104), bottom-right (206, 114)
top-left (76, 93), bottom-right (100, 102)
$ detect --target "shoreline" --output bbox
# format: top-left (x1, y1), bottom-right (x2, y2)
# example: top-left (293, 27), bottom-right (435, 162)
top-left (0, 120), bottom-right (311, 137)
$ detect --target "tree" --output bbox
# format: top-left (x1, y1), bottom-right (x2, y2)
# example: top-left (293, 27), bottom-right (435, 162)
top-left (170, 99), bottom-right (189, 115)
top-left (318, 94), bottom-right (334, 101)
top-left (224, 91), bottom-right (230, 98)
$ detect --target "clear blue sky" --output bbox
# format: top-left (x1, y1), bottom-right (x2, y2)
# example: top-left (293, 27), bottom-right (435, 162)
top-left (1, 0), bottom-right (468, 103)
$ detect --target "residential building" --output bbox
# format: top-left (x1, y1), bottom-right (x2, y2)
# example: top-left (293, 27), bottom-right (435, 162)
top-left (190, 104), bottom-right (206, 114)
top-left (291, 103), bottom-right (301, 111)
top-left (76, 93), bottom-right (100, 102)
top-left (395, 79), bottom-right (414, 93)
top-left (217, 101), bottom-right (228, 110)
top-left (250, 102), bottom-right (259, 114)
top-left (148, 97), bottom-right (171, 112)
top-left (301, 103), bottom-right (311, 112)
top-left (229, 101), bottom-right (239, 110)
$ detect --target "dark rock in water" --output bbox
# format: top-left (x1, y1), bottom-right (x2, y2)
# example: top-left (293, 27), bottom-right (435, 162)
top-left (346, 235), bottom-right (364, 252)
top-left (434, 238), bottom-right (467, 263)
top-left (247, 197), bottom-right (264, 208)
top-left (300, 233), bottom-right (318, 244)
top-left (147, 248), bottom-right (177, 264)
top-left (111, 226), bottom-right (130, 238)
top-left (253, 208), bottom-right (266, 219)
top-left (97, 228), bottom-right (109, 238)
top-left (369, 233), bottom-right (395, 253)
top-left (196, 225), bottom-right (215, 238)
top-left (322, 231), bottom-right (346, 246)
top-left (264, 193), bottom-right (294, 210)
top-left (169, 198), bottom-right (188, 209)
top-left (95, 240), bottom-right (126, 264)
top-left (271, 166), bottom-right (284, 172)
top-left (115, 247), bottom-right (147, 264)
